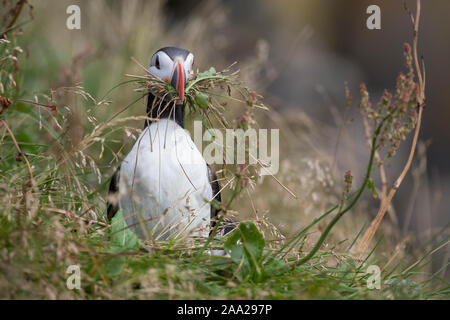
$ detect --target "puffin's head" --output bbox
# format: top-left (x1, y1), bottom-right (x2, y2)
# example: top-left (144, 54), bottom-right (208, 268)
top-left (148, 46), bottom-right (194, 103)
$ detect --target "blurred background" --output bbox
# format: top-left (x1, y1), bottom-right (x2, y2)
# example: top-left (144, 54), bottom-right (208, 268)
top-left (9, 0), bottom-right (449, 274)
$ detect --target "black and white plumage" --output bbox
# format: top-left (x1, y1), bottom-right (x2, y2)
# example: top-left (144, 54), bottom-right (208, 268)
top-left (107, 47), bottom-right (225, 240)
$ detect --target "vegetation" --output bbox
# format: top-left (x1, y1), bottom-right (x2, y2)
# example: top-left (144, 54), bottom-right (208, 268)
top-left (0, 0), bottom-right (448, 299)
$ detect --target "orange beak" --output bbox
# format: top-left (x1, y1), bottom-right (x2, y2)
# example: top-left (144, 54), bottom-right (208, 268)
top-left (170, 60), bottom-right (185, 104)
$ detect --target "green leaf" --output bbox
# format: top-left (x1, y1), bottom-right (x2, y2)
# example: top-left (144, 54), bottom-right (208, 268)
top-left (106, 209), bottom-right (142, 276)
top-left (185, 67), bottom-right (221, 93)
top-left (110, 209), bottom-right (141, 251)
top-left (224, 221), bottom-right (265, 281)
top-left (197, 67), bottom-right (217, 78)
top-left (195, 92), bottom-right (209, 109)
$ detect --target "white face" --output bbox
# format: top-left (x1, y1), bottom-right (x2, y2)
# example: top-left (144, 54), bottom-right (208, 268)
top-left (148, 50), bottom-right (195, 82)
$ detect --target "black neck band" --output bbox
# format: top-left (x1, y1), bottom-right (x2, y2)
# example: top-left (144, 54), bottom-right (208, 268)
top-left (144, 92), bottom-right (184, 128)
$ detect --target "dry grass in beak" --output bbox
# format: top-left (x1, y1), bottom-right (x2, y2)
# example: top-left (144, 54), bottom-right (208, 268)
top-left (126, 58), bottom-right (268, 129)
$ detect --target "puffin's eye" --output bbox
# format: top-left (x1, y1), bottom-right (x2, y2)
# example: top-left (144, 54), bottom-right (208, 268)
top-left (155, 56), bottom-right (160, 69)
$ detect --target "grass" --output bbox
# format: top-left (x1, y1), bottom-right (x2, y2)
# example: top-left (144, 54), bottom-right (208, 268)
top-left (0, 0), bottom-right (448, 299)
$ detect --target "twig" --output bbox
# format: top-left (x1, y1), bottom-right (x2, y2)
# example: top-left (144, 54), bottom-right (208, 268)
top-left (11, 98), bottom-right (57, 113)
top-left (354, 0), bottom-right (426, 256)
top-left (44, 207), bottom-right (108, 227)
top-left (1, 0), bottom-right (27, 38)
top-left (0, 119), bottom-right (34, 186)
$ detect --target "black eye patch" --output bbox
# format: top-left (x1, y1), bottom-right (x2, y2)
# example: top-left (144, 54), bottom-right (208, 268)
top-left (157, 47), bottom-right (190, 61)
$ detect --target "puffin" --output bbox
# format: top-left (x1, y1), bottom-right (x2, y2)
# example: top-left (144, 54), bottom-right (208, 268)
top-left (106, 46), bottom-right (226, 240)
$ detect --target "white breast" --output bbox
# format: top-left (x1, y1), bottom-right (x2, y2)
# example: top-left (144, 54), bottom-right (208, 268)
top-left (118, 119), bottom-right (211, 240)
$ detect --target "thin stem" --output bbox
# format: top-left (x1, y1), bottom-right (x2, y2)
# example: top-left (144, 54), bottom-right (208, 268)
top-left (293, 115), bottom-right (389, 267)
